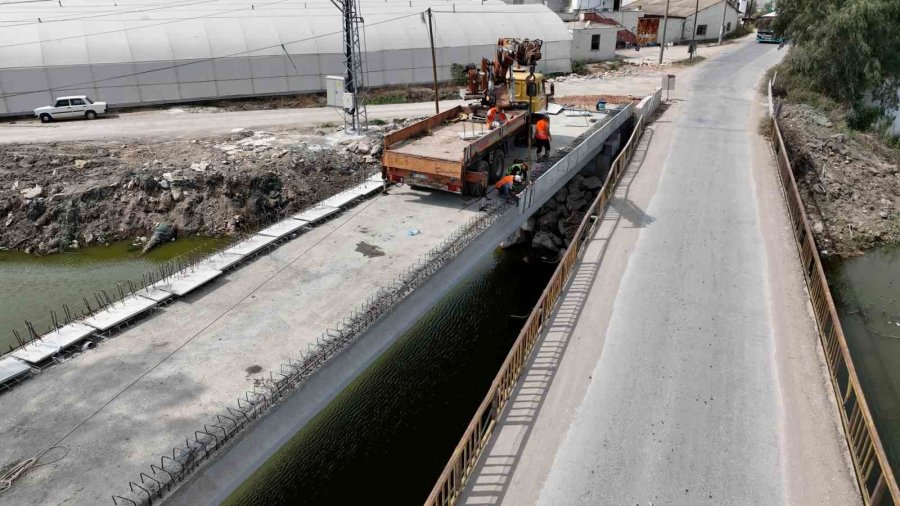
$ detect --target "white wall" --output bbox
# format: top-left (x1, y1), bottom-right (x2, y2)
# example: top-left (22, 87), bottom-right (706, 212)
top-left (570, 25), bottom-right (618, 62)
top-left (681, 3), bottom-right (741, 41)
top-left (657, 17), bottom-right (687, 44)
top-left (571, 0), bottom-right (615, 11)
top-left (597, 10), bottom-right (644, 33)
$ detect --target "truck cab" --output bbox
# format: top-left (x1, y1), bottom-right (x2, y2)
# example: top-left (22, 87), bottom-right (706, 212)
top-left (510, 69), bottom-right (554, 112)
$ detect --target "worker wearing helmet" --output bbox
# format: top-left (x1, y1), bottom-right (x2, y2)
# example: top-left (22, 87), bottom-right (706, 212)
top-left (486, 106), bottom-right (508, 129)
top-left (495, 173), bottom-right (522, 197)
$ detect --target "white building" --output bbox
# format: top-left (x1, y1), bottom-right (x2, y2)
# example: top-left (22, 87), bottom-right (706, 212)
top-left (625, 0), bottom-right (741, 44)
top-left (0, 0), bottom-right (573, 116)
top-left (568, 22), bottom-right (619, 62)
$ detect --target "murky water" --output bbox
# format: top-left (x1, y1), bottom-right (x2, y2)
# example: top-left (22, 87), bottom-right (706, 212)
top-left (0, 237), bottom-right (227, 352)
top-left (828, 246), bottom-right (900, 478)
top-left (225, 249), bottom-right (554, 505)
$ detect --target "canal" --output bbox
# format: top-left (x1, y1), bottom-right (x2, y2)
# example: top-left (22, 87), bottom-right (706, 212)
top-left (224, 248), bottom-right (554, 505)
top-left (828, 246), bottom-right (900, 482)
top-left (0, 237), bottom-right (225, 352)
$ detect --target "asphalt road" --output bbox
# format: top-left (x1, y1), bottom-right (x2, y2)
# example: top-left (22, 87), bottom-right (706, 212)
top-left (0, 99), bottom-right (465, 144)
top-left (461, 40), bottom-right (861, 505)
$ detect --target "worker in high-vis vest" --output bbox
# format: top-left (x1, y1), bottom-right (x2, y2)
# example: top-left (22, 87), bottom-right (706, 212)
top-left (506, 160), bottom-right (530, 180)
top-left (495, 173), bottom-right (522, 197)
top-left (534, 115), bottom-right (552, 161)
top-left (486, 106), bottom-right (508, 129)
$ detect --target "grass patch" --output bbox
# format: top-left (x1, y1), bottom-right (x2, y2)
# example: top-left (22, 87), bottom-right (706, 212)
top-left (674, 56), bottom-right (706, 67)
top-left (369, 118), bottom-right (387, 126)
top-left (571, 60), bottom-right (589, 75)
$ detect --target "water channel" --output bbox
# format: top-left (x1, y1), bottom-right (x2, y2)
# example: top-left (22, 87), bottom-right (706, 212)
top-left (0, 237), bottom-right (225, 352)
top-left (225, 248), bottom-right (554, 505)
top-left (828, 246), bottom-right (900, 480)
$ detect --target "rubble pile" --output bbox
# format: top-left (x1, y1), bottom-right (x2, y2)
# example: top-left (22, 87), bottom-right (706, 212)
top-left (506, 173), bottom-right (605, 258)
top-left (780, 103), bottom-right (900, 256)
top-left (0, 123), bottom-right (405, 254)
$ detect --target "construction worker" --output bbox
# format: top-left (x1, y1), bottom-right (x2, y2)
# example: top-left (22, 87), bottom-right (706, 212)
top-left (495, 173), bottom-right (522, 197)
top-left (534, 114), bottom-right (552, 161)
top-left (486, 106), bottom-right (508, 129)
top-left (506, 159), bottom-right (529, 180)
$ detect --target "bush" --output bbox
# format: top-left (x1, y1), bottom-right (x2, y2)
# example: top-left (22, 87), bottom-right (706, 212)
top-left (571, 60), bottom-right (589, 75)
top-left (450, 63), bottom-right (471, 86)
top-left (724, 22), bottom-right (753, 40)
top-left (370, 118), bottom-right (387, 126)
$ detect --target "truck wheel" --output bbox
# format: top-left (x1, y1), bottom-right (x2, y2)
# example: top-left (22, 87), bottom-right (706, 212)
top-left (490, 150), bottom-right (505, 183)
top-left (85, 110), bottom-right (97, 120)
top-left (40, 113), bottom-right (52, 123)
top-left (475, 160), bottom-right (490, 196)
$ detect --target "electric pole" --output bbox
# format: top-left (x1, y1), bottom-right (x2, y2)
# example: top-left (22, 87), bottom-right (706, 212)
top-left (717, 0), bottom-right (728, 45)
top-left (689, 0), bottom-right (700, 59)
top-left (332, 0), bottom-right (367, 133)
top-left (658, 0), bottom-right (671, 65)
top-left (426, 8), bottom-right (439, 114)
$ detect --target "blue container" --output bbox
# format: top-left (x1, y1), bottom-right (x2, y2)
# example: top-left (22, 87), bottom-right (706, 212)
top-left (596, 100), bottom-right (607, 111)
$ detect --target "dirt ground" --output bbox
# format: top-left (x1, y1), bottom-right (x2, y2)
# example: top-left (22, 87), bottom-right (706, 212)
top-left (0, 123), bottom-right (407, 254)
top-left (778, 103), bottom-right (900, 256)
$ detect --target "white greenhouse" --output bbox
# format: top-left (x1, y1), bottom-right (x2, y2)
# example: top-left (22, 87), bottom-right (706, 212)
top-left (0, 0), bottom-right (573, 116)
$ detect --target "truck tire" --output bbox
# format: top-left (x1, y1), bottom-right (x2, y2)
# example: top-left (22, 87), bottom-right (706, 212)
top-left (40, 113), bottom-right (52, 123)
top-left (473, 160), bottom-right (491, 197)
top-left (490, 149), bottom-right (505, 183)
top-left (85, 110), bottom-right (97, 120)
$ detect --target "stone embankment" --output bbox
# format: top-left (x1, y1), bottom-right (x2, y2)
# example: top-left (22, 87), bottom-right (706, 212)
top-left (0, 121), bottom-right (416, 254)
top-left (779, 103), bottom-right (900, 256)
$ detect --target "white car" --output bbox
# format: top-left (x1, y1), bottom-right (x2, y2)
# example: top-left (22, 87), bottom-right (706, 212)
top-left (34, 96), bottom-right (108, 123)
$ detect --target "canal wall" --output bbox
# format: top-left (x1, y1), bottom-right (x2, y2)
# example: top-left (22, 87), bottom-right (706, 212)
top-left (154, 103), bottom-right (640, 506)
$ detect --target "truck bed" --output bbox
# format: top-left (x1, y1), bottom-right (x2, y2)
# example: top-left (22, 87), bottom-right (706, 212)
top-left (389, 118), bottom-right (487, 162)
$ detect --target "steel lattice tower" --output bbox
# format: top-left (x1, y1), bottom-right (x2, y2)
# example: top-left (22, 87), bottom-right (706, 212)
top-left (339, 0), bottom-right (367, 133)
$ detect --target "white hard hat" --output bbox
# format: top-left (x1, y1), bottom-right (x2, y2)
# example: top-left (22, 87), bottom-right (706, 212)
top-left (514, 175), bottom-right (522, 182)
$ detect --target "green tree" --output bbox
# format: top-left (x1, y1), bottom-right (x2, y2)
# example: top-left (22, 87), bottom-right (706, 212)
top-left (775, 0), bottom-right (900, 115)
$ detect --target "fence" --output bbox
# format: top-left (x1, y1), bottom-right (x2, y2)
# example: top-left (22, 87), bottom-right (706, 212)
top-left (424, 109), bottom-right (648, 506)
top-left (770, 109), bottom-right (899, 505)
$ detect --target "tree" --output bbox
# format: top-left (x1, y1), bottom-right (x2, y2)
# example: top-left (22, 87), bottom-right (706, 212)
top-left (775, 0), bottom-right (900, 115)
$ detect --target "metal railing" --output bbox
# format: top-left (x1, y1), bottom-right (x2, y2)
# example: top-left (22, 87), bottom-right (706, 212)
top-left (424, 111), bottom-right (647, 506)
top-left (770, 113), bottom-right (899, 505)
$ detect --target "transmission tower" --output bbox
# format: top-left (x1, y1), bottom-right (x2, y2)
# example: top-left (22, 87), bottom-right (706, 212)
top-left (332, 0), bottom-right (367, 133)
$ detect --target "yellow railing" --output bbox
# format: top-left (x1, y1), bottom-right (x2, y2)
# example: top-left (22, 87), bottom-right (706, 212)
top-left (424, 113), bottom-right (646, 506)
top-left (770, 115), bottom-right (899, 505)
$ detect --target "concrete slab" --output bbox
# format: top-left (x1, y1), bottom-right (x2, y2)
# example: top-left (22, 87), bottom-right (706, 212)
top-left (223, 234), bottom-right (279, 257)
top-left (292, 205), bottom-right (339, 223)
top-left (11, 323), bottom-right (96, 364)
top-left (368, 173), bottom-right (384, 183)
top-left (137, 287), bottom-right (175, 303)
top-left (317, 190), bottom-right (360, 209)
top-left (82, 296), bottom-right (159, 332)
top-left (355, 180), bottom-right (384, 196)
top-left (197, 252), bottom-right (245, 272)
top-left (155, 266), bottom-right (223, 297)
top-left (0, 357), bottom-right (30, 386)
top-left (257, 219), bottom-right (307, 239)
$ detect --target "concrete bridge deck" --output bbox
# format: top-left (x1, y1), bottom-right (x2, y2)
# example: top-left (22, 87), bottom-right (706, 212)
top-left (460, 42), bottom-right (861, 505)
top-left (0, 101), bottom-right (628, 504)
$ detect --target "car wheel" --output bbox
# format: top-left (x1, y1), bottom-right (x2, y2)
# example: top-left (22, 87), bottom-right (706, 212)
top-left (85, 110), bottom-right (97, 120)
top-left (40, 114), bottom-right (52, 123)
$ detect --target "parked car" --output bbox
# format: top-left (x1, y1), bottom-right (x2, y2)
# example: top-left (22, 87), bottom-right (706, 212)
top-left (34, 96), bottom-right (108, 123)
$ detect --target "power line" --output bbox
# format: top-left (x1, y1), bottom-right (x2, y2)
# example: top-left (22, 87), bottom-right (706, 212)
top-left (0, 12), bottom-right (421, 100)
top-left (0, 0), bottom-right (294, 49)
top-left (0, 0), bottom-right (225, 27)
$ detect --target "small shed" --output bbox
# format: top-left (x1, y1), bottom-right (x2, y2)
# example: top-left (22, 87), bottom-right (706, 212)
top-left (625, 0), bottom-right (741, 44)
top-left (568, 22), bottom-right (619, 62)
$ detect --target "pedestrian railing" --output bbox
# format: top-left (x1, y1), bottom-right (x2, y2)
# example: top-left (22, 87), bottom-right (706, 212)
top-left (424, 110), bottom-right (647, 506)
top-left (770, 113), bottom-right (899, 505)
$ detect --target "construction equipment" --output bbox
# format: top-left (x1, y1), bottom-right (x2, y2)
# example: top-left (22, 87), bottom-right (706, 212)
top-left (382, 37), bottom-right (555, 197)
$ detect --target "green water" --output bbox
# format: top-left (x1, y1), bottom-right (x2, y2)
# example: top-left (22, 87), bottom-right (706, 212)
top-left (0, 237), bottom-right (227, 352)
top-left (829, 246), bottom-right (900, 480)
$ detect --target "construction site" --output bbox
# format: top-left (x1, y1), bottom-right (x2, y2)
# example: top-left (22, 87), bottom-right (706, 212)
top-left (1, 0), bottom-right (899, 505)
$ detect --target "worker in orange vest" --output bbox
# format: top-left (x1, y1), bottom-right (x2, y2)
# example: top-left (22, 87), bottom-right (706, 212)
top-left (486, 106), bottom-right (508, 129)
top-left (534, 115), bottom-right (552, 161)
top-left (495, 173), bottom-right (521, 197)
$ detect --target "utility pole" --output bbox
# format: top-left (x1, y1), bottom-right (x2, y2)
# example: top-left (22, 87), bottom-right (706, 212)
top-left (689, 0), bottom-right (700, 59)
top-left (717, 0), bottom-right (728, 44)
top-left (658, 0), bottom-right (671, 65)
top-left (426, 8), bottom-right (439, 114)
top-left (332, 0), bottom-right (367, 133)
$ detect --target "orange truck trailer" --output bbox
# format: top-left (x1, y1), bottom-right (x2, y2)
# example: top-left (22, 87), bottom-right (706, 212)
top-left (382, 105), bottom-right (527, 196)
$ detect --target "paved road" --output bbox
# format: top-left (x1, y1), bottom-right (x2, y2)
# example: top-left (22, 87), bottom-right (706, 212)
top-left (0, 100), bottom-right (465, 144)
top-left (461, 40), bottom-right (861, 505)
